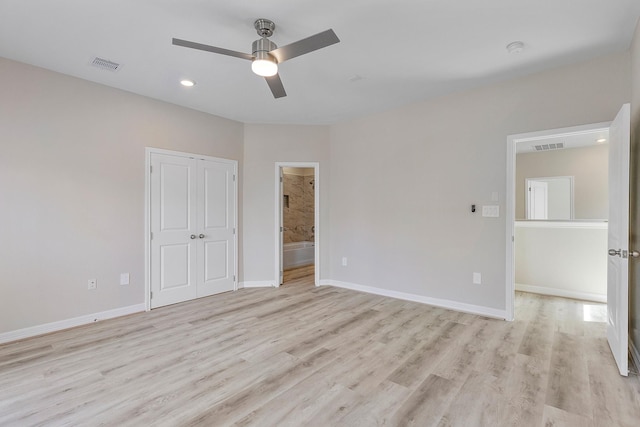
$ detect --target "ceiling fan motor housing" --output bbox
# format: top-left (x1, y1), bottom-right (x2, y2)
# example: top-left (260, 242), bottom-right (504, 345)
top-left (252, 38), bottom-right (278, 61)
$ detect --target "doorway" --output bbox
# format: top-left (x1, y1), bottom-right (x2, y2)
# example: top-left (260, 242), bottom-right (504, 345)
top-left (505, 122), bottom-right (611, 320)
top-left (275, 162), bottom-right (320, 287)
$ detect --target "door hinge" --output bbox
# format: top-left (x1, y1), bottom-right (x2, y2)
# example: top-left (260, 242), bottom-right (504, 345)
top-left (233, 275), bottom-right (236, 282)
top-left (233, 174), bottom-right (236, 182)
top-left (150, 232), bottom-right (153, 240)
top-left (150, 165), bottom-right (153, 173)
top-left (233, 228), bottom-right (236, 235)
top-left (280, 177), bottom-right (283, 183)
top-left (150, 291), bottom-right (153, 299)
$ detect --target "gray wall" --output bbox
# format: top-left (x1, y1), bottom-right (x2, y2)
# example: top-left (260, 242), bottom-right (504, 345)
top-left (0, 57), bottom-right (244, 333)
top-left (516, 145), bottom-right (609, 220)
top-left (630, 17), bottom-right (640, 362)
top-left (329, 51), bottom-right (630, 311)
top-left (242, 124), bottom-right (330, 284)
top-left (0, 43), bottom-right (634, 335)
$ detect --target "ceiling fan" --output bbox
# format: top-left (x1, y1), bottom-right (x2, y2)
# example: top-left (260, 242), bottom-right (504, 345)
top-left (172, 19), bottom-right (340, 98)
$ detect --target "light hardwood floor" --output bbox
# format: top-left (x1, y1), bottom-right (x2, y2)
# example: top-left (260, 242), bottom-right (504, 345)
top-left (1, 276), bottom-right (639, 426)
top-left (283, 265), bottom-right (315, 283)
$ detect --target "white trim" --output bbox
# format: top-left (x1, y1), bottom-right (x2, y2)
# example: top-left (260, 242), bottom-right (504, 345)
top-left (515, 220), bottom-right (608, 229)
top-left (0, 304), bottom-right (146, 345)
top-left (275, 162), bottom-right (320, 288)
top-left (144, 147), bottom-right (239, 310)
top-left (506, 122), bottom-right (611, 322)
top-left (320, 280), bottom-right (507, 320)
top-left (240, 281), bottom-right (276, 288)
top-left (515, 283), bottom-right (606, 303)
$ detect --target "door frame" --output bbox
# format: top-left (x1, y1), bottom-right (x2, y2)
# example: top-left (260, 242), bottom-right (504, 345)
top-left (274, 162), bottom-right (320, 287)
top-left (144, 147), bottom-right (238, 311)
top-left (505, 122), bottom-right (610, 321)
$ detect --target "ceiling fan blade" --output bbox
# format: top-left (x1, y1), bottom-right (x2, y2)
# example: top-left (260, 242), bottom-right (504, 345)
top-left (265, 74), bottom-right (287, 98)
top-left (172, 38), bottom-right (254, 60)
top-left (270, 29), bottom-right (339, 63)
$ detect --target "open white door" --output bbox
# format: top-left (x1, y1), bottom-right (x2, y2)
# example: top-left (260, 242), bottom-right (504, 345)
top-left (607, 103), bottom-right (630, 376)
top-left (279, 168), bottom-right (284, 286)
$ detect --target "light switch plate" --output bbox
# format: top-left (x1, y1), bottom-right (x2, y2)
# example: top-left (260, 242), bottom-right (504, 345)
top-left (120, 273), bottom-right (130, 286)
top-left (482, 205), bottom-right (499, 217)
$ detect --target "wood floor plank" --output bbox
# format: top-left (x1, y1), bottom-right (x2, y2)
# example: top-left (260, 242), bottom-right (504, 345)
top-left (391, 374), bottom-right (459, 426)
top-left (545, 332), bottom-right (592, 416)
top-left (1, 280), bottom-right (640, 426)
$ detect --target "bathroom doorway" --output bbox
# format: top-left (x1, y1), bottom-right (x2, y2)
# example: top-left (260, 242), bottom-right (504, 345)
top-left (275, 162), bottom-right (319, 287)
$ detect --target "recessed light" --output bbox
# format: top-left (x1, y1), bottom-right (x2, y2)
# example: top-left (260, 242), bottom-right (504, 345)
top-left (180, 79), bottom-right (195, 87)
top-left (506, 41), bottom-right (524, 54)
top-left (596, 138), bottom-right (607, 143)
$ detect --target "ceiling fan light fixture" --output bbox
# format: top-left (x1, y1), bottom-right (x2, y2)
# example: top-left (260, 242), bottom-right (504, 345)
top-left (180, 79), bottom-right (195, 87)
top-left (251, 52), bottom-right (278, 77)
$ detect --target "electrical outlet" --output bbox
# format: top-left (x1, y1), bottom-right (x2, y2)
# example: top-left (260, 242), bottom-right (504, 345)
top-left (342, 257), bottom-right (348, 267)
top-left (88, 279), bottom-right (97, 290)
top-left (473, 273), bottom-right (482, 285)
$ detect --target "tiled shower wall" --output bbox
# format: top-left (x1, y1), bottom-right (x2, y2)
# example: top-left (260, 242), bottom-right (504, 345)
top-left (283, 172), bottom-right (315, 243)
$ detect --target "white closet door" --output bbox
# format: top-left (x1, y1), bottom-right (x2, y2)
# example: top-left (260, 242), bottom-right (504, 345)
top-left (150, 153), bottom-right (198, 308)
top-left (196, 159), bottom-right (236, 297)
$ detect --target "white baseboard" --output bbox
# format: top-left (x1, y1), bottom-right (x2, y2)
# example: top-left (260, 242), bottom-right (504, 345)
top-left (515, 283), bottom-right (606, 303)
top-left (0, 303), bottom-right (146, 345)
top-left (240, 281), bottom-right (276, 288)
top-left (320, 280), bottom-right (507, 320)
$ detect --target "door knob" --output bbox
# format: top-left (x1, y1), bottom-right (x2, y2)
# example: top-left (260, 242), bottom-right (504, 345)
top-left (199, 234), bottom-right (205, 239)
top-left (608, 249), bottom-right (621, 257)
top-left (631, 250), bottom-right (640, 258)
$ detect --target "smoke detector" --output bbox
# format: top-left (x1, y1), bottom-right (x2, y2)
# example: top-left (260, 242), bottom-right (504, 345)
top-left (506, 41), bottom-right (524, 54)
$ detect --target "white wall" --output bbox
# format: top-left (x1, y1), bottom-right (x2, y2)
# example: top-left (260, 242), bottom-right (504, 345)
top-left (329, 51), bottom-right (630, 313)
top-left (516, 145), bottom-right (608, 219)
top-left (242, 124), bottom-right (329, 284)
top-left (515, 222), bottom-right (607, 301)
top-left (0, 58), bottom-right (243, 334)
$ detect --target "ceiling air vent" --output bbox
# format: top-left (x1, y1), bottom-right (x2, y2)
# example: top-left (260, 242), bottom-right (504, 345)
top-left (533, 142), bottom-right (564, 151)
top-left (90, 57), bottom-right (122, 72)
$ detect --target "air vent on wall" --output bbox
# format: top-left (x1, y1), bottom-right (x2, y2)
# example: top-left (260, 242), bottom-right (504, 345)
top-left (90, 57), bottom-right (122, 72)
top-left (533, 142), bottom-right (564, 151)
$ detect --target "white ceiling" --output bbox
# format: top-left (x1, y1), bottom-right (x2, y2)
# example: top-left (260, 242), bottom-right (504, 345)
top-left (1, 0), bottom-right (639, 125)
